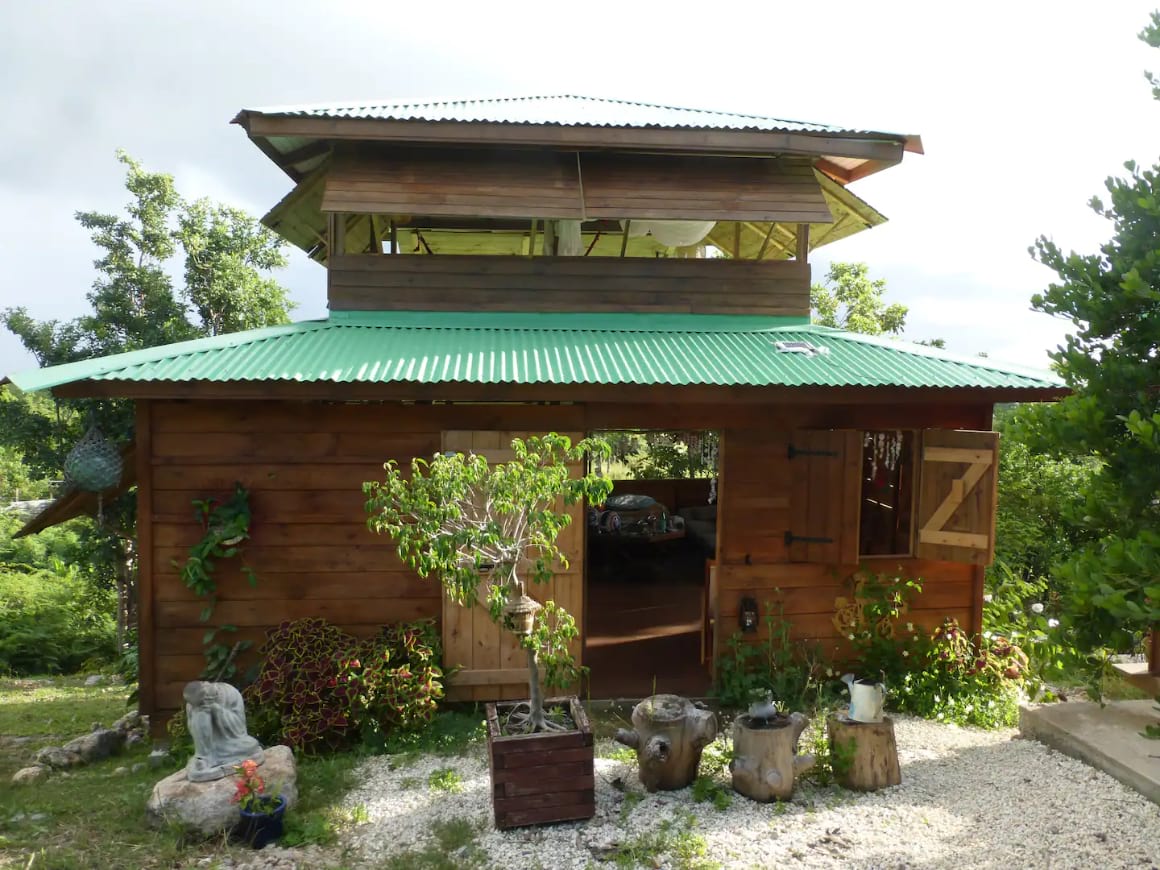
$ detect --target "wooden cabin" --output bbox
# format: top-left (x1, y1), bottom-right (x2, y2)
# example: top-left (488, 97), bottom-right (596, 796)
top-left (6, 96), bottom-right (1064, 732)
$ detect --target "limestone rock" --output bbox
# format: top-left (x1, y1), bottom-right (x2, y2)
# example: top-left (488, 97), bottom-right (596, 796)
top-left (11, 765), bottom-right (48, 785)
top-left (84, 674), bottom-right (105, 687)
top-left (146, 744), bottom-right (298, 837)
top-left (34, 746), bottom-right (82, 769)
top-left (112, 711), bottom-right (142, 733)
top-left (63, 728), bottom-right (125, 763)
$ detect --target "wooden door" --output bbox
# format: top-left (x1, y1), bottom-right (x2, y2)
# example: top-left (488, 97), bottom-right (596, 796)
top-left (440, 430), bottom-right (586, 701)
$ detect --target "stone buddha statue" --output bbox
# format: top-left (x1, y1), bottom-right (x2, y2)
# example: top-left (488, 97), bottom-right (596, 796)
top-left (183, 681), bottom-right (264, 782)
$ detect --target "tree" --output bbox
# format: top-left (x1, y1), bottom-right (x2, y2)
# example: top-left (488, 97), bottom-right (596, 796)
top-left (364, 434), bottom-right (612, 733)
top-left (1, 151), bottom-right (295, 654)
top-left (1027, 12), bottom-right (1160, 653)
top-left (810, 262), bottom-right (907, 335)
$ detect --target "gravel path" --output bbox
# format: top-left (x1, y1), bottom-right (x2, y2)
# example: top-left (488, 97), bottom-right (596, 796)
top-left (334, 715), bottom-right (1160, 869)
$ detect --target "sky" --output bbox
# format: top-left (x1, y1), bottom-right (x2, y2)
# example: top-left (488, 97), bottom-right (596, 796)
top-left (2, 1), bottom-right (1159, 375)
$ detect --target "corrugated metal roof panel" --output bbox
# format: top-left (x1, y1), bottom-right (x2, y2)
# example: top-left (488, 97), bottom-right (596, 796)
top-left (248, 95), bottom-right (893, 137)
top-left (6, 312), bottom-right (1064, 394)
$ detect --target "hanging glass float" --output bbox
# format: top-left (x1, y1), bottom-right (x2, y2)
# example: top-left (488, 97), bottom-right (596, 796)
top-left (64, 425), bottom-right (123, 524)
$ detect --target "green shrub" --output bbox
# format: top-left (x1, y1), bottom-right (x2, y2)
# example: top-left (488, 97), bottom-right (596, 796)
top-left (245, 617), bottom-right (443, 752)
top-left (0, 562), bottom-right (116, 675)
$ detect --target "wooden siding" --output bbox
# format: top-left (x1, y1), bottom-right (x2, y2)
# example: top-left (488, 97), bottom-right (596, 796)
top-left (579, 154), bottom-right (831, 223)
top-left (140, 397), bottom-right (992, 731)
top-left (328, 254), bottom-right (810, 316)
top-left (144, 401), bottom-right (582, 729)
top-left (322, 147), bottom-right (584, 219)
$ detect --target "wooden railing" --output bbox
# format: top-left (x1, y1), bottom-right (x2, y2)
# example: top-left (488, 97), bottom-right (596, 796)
top-left (327, 254), bottom-right (810, 317)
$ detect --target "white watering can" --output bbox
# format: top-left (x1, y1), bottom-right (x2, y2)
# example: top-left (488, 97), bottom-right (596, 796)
top-left (841, 673), bottom-right (886, 723)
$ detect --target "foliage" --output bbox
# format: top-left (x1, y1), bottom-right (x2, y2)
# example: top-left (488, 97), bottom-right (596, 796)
top-left (173, 483), bottom-right (255, 680)
top-left (892, 619), bottom-right (1024, 728)
top-left (378, 708), bottom-right (486, 762)
top-left (690, 774), bottom-right (733, 811)
top-left (714, 600), bottom-right (831, 712)
top-left (991, 407), bottom-right (1098, 588)
top-left (810, 262), bottom-right (907, 335)
top-left (245, 617), bottom-right (443, 753)
top-left (837, 572), bottom-right (1027, 728)
top-left (1, 152), bottom-right (294, 635)
top-left (427, 766), bottom-right (464, 793)
top-left (364, 433), bottom-right (612, 732)
top-left (1024, 14), bottom-right (1160, 656)
top-left (232, 758), bottom-right (282, 814)
top-left (0, 555), bottom-right (116, 675)
top-left (799, 715), bottom-right (855, 787)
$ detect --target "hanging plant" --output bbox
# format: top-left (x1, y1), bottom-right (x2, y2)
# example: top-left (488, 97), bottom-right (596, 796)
top-left (175, 482), bottom-right (256, 615)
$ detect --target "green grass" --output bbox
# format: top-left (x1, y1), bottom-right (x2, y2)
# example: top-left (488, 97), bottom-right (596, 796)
top-left (427, 766), bottom-right (464, 793)
top-left (380, 817), bottom-right (484, 870)
top-left (0, 677), bottom-right (363, 868)
top-left (379, 708), bottom-right (486, 765)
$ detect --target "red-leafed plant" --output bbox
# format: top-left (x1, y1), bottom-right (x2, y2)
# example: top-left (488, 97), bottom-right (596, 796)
top-left (244, 617), bottom-right (443, 752)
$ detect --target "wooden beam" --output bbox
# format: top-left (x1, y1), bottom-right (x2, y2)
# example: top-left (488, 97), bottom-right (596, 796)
top-left (732, 223), bottom-right (741, 260)
top-left (756, 222), bottom-right (778, 260)
top-left (527, 219), bottom-right (538, 258)
top-left (619, 220), bottom-right (631, 257)
top-left (277, 139), bottom-right (332, 169)
top-left (135, 401), bottom-right (156, 728)
top-left (796, 224), bottom-right (809, 272)
top-left (389, 220), bottom-right (397, 255)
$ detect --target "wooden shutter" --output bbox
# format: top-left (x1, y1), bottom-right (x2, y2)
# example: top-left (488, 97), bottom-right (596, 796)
top-left (439, 430), bottom-right (586, 702)
top-left (785, 429), bottom-right (861, 565)
top-left (915, 430), bottom-right (999, 566)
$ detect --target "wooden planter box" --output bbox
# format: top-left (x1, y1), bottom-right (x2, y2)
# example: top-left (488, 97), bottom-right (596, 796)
top-left (485, 696), bottom-right (595, 829)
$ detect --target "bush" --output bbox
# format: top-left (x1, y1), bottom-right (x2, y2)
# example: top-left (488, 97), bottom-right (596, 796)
top-left (245, 617), bottom-right (444, 752)
top-left (0, 562), bottom-right (116, 675)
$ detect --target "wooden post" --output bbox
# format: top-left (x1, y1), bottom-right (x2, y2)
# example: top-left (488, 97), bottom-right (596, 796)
top-left (826, 715), bottom-right (901, 791)
top-left (796, 223), bottom-right (809, 264)
top-left (1149, 622), bottom-right (1160, 676)
top-left (389, 220), bottom-right (398, 255)
top-left (619, 220), bottom-right (631, 257)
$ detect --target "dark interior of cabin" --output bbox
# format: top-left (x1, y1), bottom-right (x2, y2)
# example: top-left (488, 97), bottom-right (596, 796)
top-left (583, 432), bottom-right (718, 699)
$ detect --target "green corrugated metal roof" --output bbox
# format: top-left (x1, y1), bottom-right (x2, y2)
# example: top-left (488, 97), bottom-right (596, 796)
top-left (6, 312), bottom-right (1064, 394)
top-left (245, 95), bottom-right (899, 138)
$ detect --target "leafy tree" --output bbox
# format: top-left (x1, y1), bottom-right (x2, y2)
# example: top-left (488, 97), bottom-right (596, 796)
top-left (1, 151), bottom-right (295, 657)
top-left (365, 434), bottom-right (612, 733)
top-left (810, 262), bottom-right (907, 335)
top-left (1027, 13), bottom-right (1160, 653)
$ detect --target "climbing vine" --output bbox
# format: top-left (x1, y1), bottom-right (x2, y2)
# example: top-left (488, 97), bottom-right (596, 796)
top-left (174, 482), bottom-right (256, 680)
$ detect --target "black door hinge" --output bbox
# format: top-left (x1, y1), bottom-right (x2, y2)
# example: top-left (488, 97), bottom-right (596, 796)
top-left (785, 531), bottom-right (834, 547)
top-left (787, 444), bottom-right (839, 460)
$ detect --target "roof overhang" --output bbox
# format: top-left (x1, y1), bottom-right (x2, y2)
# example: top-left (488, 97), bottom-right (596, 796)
top-left (232, 112), bottom-right (920, 185)
top-left (13, 442), bottom-right (136, 537)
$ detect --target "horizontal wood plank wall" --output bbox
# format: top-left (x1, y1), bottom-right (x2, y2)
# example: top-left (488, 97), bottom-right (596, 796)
top-left (147, 400), bottom-right (583, 725)
top-left (328, 254), bottom-right (810, 316)
top-left (322, 147), bottom-right (584, 219)
top-left (580, 154), bottom-right (832, 223)
top-left (714, 405), bottom-right (991, 664)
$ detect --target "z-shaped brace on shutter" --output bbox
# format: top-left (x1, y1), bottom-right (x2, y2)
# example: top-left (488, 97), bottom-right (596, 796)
top-left (918, 447), bottom-right (993, 550)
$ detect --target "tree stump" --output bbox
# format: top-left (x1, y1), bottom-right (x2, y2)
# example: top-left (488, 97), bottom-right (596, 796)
top-left (730, 711), bottom-right (816, 801)
top-left (826, 715), bottom-right (901, 791)
top-left (614, 694), bottom-right (717, 791)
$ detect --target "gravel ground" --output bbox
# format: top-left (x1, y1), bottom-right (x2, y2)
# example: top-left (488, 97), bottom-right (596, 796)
top-left (327, 714), bottom-right (1160, 870)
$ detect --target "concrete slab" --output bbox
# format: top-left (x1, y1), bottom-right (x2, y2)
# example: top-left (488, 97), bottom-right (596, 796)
top-left (1020, 700), bottom-right (1160, 806)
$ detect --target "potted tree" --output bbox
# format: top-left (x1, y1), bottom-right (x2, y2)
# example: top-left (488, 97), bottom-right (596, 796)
top-left (364, 433), bottom-right (612, 828)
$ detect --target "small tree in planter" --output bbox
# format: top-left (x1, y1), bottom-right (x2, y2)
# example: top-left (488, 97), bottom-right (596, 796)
top-left (364, 433), bottom-right (612, 734)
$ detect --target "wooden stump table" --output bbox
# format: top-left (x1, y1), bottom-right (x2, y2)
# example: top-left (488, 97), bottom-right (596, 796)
top-left (826, 715), bottom-right (901, 791)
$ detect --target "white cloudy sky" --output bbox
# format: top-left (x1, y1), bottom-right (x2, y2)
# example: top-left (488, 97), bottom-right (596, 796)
top-left (2, 1), bottom-right (1158, 374)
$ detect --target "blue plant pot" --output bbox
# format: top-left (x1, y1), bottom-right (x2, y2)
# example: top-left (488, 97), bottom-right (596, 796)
top-left (235, 795), bottom-right (287, 849)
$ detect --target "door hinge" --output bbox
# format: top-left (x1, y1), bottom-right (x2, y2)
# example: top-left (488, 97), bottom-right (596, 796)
top-left (785, 531), bottom-right (834, 547)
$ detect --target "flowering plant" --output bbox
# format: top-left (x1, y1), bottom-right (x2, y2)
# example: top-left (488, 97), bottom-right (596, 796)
top-left (231, 759), bottom-right (281, 814)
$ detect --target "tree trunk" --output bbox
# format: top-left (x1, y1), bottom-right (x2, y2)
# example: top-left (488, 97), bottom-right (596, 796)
top-left (614, 694), bottom-right (717, 791)
top-left (526, 646), bottom-right (545, 732)
top-left (730, 712), bottom-right (815, 801)
top-left (826, 715), bottom-right (901, 791)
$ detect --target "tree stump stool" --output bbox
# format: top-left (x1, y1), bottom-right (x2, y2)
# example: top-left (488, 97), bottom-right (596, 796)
top-left (614, 694), bottom-right (717, 791)
top-left (730, 711), bottom-right (815, 801)
top-left (826, 715), bottom-right (901, 791)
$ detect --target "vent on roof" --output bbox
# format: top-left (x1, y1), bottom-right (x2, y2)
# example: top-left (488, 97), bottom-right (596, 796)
top-left (774, 340), bottom-right (829, 357)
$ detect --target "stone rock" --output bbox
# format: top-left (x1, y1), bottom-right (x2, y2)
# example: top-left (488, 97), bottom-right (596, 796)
top-left (113, 711), bottom-right (142, 733)
top-left (148, 748), bottom-right (172, 769)
top-left (146, 744), bottom-right (298, 837)
top-left (34, 746), bottom-right (83, 769)
top-left (131, 762), bottom-right (146, 774)
top-left (63, 728), bottom-right (125, 763)
top-left (84, 674), bottom-right (105, 687)
top-left (113, 766), bottom-right (129, 776)
top-left (125, 732), bottom-right (146, 751)
top-left (11, 765), bottom-right (48, 785)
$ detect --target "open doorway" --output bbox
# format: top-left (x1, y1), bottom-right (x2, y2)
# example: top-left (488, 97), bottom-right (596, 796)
top-left (583, 431), bottom-right (719, 699)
